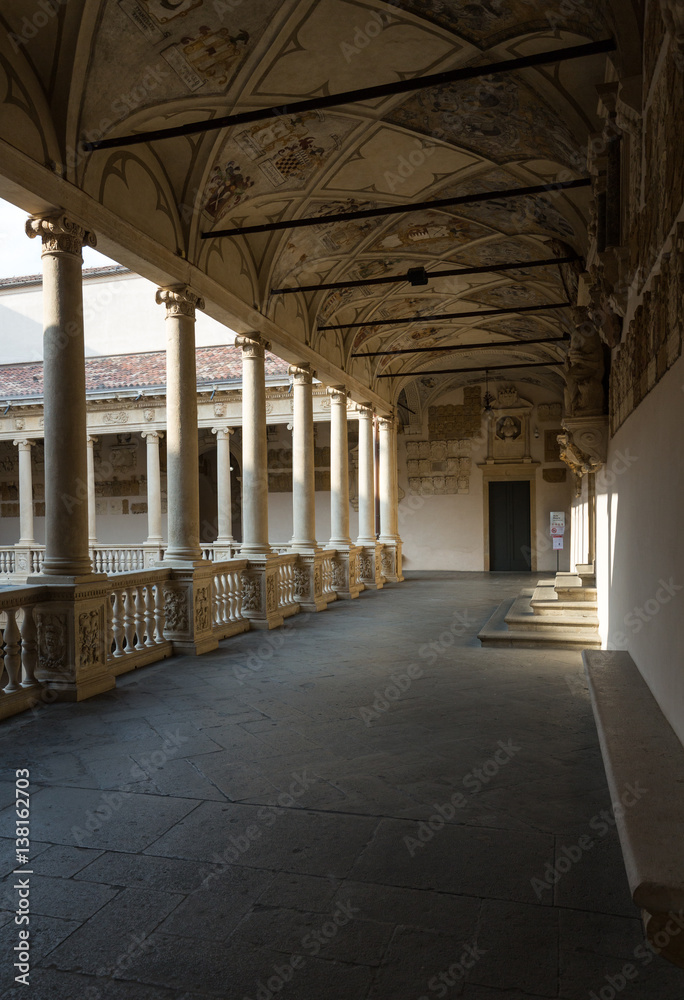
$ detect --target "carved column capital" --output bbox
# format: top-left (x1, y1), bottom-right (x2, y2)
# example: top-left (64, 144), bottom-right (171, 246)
top-left (327, 385), bottom-right (349, 403)
top-left (13, 438), bottom-right (36, 450)
top-left (289, 363), bottom-right (315, 384)
top-left (141, 430), bottom-right (164, 441)
top-left (355, 402), bottom-right (374, 418)
top-left (236, 333), bottom-right (269, 356)
top-left (155, 285), bottom-right (205, 318)
top-left (26, 214), bottom-right (96, 257)
top-left (212, 426), bottom-right (235, 440)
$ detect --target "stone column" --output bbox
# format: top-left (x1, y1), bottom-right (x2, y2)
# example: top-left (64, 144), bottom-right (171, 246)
top-left (25, 214), bottom-right (113, 701)
top-left (156, 286), bottom-right (217, 656)
top-left (236, 334), bottom-right (282, 629)
top-left (289, 366), bottom-right (326, 612)
top-left (328, 387), bottom-right (361, 599)
top-left (86, 436), bottom-right (97, 547)
top-left (237, 334), bottom-right (271, 556)
top-left (355, 406), bottom-right (383, 590)
top-left (290, 365), bottom-right (317, 552)
top-left (212, 426), bottom-right (235, 559)
top-left (156, 286), bottom-right (203, 563)
top-left (14, 439), bottom-right (35, 545)
top-left (142, 430), bottom-right (164, 567)
top-left (26, 215), bottom-right (95, 579)
top-left (378, 416), bottom-right (404, 582)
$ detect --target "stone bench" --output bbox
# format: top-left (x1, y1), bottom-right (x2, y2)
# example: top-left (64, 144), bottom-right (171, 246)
top-left (584, 649), bottom-right (684, 970)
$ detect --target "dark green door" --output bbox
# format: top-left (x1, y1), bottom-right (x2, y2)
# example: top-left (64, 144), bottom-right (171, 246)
top-left (489, 481), bottom-right (531, 571)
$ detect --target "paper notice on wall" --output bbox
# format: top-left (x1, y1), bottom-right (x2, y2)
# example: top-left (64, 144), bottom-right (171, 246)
top-left (553, 536), bottom-right (564, 550)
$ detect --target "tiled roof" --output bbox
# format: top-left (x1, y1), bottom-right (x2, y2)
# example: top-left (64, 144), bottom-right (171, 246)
top-left (0, 346), bottom-right (289, 399)
top-left (0, 265), bottom-right (130, 289)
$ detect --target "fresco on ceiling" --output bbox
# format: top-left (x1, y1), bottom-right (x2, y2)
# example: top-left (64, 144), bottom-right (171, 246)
top-left (369, 213), bottom-right (494, 254)
top-left (398, 0), bottom-right (607, 44)
top-left (387, 72), bottom-right (583, 171)
top-left (83, 1), bottom-right (280, 136)
top-left (482, 316), bottom-right (561, 339)
top-left (451, 237), bottom-right (556, 267)
top-left (203, 114), bottom-right (357, 224)
top-left (433, 168), bottom-right (580, 241)
top-left (468, 282), bottom-right (559, 307)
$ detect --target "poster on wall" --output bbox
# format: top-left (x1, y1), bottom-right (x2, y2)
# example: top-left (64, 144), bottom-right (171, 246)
top-left (550, 511), bottom-right (566, 536)
top-left (553, 536), bottom-right (564, 550)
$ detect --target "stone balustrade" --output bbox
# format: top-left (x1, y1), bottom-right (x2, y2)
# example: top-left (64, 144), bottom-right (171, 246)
top-left (0, 586), bottom-right (46, 721)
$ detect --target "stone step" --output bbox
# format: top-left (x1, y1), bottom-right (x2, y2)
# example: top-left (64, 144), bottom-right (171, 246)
top-left (478, 596), bottom-right (601, 650)
top-left (553, 573), bottom-right (598, 602)
top-left (530, 585), bottom-right (598, 617)
top-left (504, 591), bottom-right (600, 634)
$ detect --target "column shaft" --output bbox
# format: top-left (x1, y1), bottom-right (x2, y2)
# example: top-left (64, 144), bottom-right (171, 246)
top-left (14, 439), bottom-right (35, 545)
top-left (157, 286), bottom-right (204, 562)
top-left (290, 365), bottom-right (317, 551)
top-left (378, 417), bottom-right (399, 540)
top-left (356, 408), bottom-right (375, 546)
top-left (329, 388), bottom-right (351, 548)
top-left (213, 427), bottom-right (235, 543)
top-left (143, 431), bottom-right (163, 543)
top-left (26, 215), bottom-right (95, 577)
top-left (237, 335), bottom-right (270, 555)
top-left (86, 436), bottom-right (97, 545)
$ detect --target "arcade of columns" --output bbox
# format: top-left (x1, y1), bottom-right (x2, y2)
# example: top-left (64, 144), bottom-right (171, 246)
top-left (11, 213), bottom-right (403, 698)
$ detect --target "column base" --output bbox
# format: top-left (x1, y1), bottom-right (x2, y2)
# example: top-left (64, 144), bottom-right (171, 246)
top-left (379, 540), bottom-right (404, 583)
top-left (32, 579), bottom-right (115, 702)
top-left (332, 546), bottom-right (363, 600)
top-left (240, 555), bottom-right (286, 629)
top-left (358, 543), bottom-right (384, 590)
top-left (161, 561), bottom-right (219, 655)
top-left (294, 552), bottom-right (328, 612)
top-left (213, 538), bottom-right (236, 562)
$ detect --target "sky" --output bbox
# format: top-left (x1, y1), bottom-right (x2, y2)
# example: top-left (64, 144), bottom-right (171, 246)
top-left (0, 198), bottom-right (116, 278)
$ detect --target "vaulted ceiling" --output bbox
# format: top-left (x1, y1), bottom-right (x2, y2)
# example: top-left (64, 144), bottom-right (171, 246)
top-left (0, 0), bottom-right (643, 413)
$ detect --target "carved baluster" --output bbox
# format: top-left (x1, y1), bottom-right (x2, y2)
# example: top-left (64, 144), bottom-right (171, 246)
top-left (154, 583), bottom-right (165, 643)
top-left (111, 591), bottom-right (124, 657)
top-left (2, 610), bottom-right (21, 693)
top-left (144, 584), bottom-right (156, 647)
top-left (122, 588), bottom-right (135, 652)
top-left (20, 607), bottom-right (37, 687)
top-left (134, 585), bottom-right (146, 649)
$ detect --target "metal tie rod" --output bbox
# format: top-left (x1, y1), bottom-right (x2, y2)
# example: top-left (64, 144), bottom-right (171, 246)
top-left (353, 334), bottom-right (569, 357)
top-left (377, 360), bottom-right (565, 377)
top-left (319, 301), bottom-right (571, 331)
top-left (83, 38), bottom-right (615, 152)
top-left (271, 253), bottom-right (582, 295)
top-left (205, 178), bottom-right (590, 238)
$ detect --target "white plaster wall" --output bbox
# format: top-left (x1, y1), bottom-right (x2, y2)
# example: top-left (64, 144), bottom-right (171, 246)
top-left (595, 354), bottom-right (684, 746)
top-left (0, 272), bottom-right (236, 363)
top-left (268, 493), bottom-right (359, 547)
top-left (398, 382), bottom-right (573, 573)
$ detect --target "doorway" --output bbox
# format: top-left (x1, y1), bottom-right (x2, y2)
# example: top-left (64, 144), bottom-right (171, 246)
top-left (488, 481), bottom-right (532, 571)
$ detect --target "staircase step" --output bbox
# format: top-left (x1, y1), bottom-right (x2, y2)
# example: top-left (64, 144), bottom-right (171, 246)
top-left (530, 585), bottom-right (598, 616)
top-left (478, 597), bottom-right (601, 649)
top-left (504, 592), bottom-right (599, 633)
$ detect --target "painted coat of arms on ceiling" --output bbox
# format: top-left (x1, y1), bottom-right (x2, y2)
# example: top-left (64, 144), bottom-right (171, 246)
top-left (203, 114), bottom-right (356, 224)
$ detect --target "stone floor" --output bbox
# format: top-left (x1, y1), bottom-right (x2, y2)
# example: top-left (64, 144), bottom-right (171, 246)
top-left (1, 571), bottom-right (683, 1000)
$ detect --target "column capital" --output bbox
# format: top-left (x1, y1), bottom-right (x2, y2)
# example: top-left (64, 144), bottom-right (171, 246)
top-left (13, 438), bottom-right (36, 449)
top-left (141, 430), bottom-right (164, 441)
top-left (327, 385), bottom-right (350, 402)
top-left (25, 214), bottom-right (96, 257)
top-left (289, 363), bottom-right (315, 384)
top-left (377, 415), bottom-right (396, 428)
top-left (212, 426), bottom-right (234, 439)
top-left (155, 285), bottom-right (205, 318)
top-left (355, 402), bottom-right (374, 417)
top-left (87, 435), bottom-right (98, 444)
top-left (236, 333), bottom-right (270, 356)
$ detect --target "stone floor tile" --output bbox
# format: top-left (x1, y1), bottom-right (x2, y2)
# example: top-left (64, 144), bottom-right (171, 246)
top-left (0, 785), bottom-right (199, 853)
top-left (465, 899), bottom-right (558, 995)
top-left (0, 873), bottom-right (117, 920)
top-left (367, 926), bottom-right (469, 998)
top-left (335, 881), bottom-right (480, 936)
top-left (73, 851), bottom-right (222, 892)
top-left (347, 817), bottom-right (554, 904)
top-left (155, 865), bottom-right (275, 940)
top-left (20, 844), bottom-right (105, 878)
top-left (188, 751), bottom-right (282, 801)
top-left (255, 872), bottom-right (341, 912)
top-left (45, 887), bottom-right (184, 977)
top-left (146, 800), bottom-right (379, 878)
top-left (0, 914), bottom-right (81, 993)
